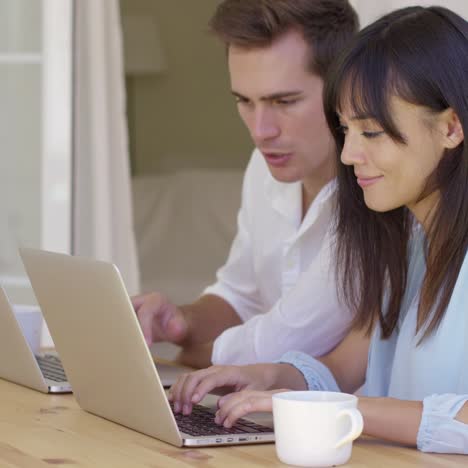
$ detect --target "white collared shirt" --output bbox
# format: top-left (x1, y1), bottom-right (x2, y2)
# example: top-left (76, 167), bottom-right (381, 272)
top-left (205, 149), bottom-right (353, 364)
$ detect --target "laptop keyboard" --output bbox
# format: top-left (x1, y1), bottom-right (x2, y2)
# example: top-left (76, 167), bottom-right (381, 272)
top-left (36, 354), bottom-right (68, 382)
top-left (170, 402), bottom-right (273, 437)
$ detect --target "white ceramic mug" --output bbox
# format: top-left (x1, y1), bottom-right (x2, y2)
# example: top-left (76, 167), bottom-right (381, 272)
top-left (272, 391), bottom-right (363, 467)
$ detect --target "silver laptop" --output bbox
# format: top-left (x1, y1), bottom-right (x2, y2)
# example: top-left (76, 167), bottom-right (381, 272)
top-left (0, 286), bottom-right (71, 393)
top-left (20, 248), bottom-right (274, 447)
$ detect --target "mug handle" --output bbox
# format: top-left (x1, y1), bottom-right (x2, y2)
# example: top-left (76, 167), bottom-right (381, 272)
top-left (334, 408), bottom-right (364, 449)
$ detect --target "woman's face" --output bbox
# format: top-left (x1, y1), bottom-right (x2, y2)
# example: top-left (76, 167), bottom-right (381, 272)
top-left (339, 96), bottom-right (452, 225)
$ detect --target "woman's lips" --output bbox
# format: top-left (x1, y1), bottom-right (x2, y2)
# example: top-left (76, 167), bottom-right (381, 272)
top-left (356, 175), bottom-right (384, 188)
top-left (263, 152), bottom-right (293, 167)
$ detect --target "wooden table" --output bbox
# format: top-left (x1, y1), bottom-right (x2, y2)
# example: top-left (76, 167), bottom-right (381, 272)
top-left (0, 379), bottom-right (466, 467)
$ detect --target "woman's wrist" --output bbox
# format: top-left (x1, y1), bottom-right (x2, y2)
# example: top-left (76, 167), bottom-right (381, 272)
top-left (267, 363), bottom-right (308, 390)
top-left (357, 396), bottom-right (421, 446)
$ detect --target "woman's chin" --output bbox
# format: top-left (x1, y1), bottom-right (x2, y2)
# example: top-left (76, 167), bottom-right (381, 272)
top-left (364, 195), bottom-right (400, 213)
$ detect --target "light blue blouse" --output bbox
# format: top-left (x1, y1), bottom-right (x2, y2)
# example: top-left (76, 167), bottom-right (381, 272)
top-left (280, 229), bottom-right (468, 453)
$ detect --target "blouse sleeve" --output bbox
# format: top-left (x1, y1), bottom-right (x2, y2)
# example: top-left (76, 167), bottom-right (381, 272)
top-left (417, 393), bottom-right (468, 453)
top-left (277, 351), bottom-right (340, 392)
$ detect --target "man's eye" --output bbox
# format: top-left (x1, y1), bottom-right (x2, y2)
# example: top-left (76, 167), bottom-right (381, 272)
top-left (235, 97), bottom-right (249, 105)
top-left (275, 99), bottom-right (297, 106)
top-left (362, 131), bottom-right (385, 139)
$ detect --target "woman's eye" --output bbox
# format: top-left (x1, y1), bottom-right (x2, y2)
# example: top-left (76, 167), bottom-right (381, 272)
top-left (362, 131), bottom-right (385, 139)
top-left (338, 125), bottom-right (348, 135)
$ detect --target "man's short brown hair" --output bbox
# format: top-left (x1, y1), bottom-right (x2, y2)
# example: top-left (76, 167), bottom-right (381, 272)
top-left (210, 0), bottom-right (359, 78)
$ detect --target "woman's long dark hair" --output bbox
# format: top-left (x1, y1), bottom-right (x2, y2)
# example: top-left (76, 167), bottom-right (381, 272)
top-left (324, 7), bottom-right (468, 340)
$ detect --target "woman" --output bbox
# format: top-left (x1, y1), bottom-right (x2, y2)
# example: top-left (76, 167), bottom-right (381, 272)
top-left (169, 6), bottom-right (468, 453)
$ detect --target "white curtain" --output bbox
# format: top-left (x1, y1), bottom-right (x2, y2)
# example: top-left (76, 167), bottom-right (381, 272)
top-left (73, 0), bottom-right (140, 294)
top-left (351, 0), bottom-right (468, 27)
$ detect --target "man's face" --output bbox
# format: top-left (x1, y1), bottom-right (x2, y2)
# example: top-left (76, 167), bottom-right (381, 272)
top-left (228, 30), bottom-right (334, 185)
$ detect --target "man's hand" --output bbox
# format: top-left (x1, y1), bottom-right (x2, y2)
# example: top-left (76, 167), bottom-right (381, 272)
top-left (176, 342), bottom-right (214, 369)
top-left (132, 293), bottom-right (241, 351)
top-left (168, 363), bottom-right (284, 415)
top-left (132, 292), bottom-right (188, 346)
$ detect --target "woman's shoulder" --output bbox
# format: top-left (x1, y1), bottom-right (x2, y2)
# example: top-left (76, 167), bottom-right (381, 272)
top-left (450, 248), bottom-right (468, 297)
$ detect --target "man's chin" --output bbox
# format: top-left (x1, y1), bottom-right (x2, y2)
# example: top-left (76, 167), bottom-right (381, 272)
top-left (267, 167), bottom-right (301, 184)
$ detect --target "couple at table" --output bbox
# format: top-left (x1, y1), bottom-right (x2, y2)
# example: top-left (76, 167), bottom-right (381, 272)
top-left (133, 0), bottom-right (468, 454)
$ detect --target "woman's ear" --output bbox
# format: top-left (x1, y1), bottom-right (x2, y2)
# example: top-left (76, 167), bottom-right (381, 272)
top-left (440, 108), bottom-right (464, 149)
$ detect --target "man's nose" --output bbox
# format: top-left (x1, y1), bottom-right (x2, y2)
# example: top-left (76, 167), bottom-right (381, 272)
top-left (250, 108), bottom-right (280, 142)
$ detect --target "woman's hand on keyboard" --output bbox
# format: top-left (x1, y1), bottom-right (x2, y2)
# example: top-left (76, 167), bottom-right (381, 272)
top-left (215, 389), bottom-right (285, 427)
top-left (168, 363), bottom-right (283, 416)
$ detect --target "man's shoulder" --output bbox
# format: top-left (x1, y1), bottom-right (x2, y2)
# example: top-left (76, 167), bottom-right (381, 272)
top-left (238, 149), bottom-right (279, 216)
top-left (241, 149), bottom-right (270, 193)
top-left (244, 148), bottom-right (269, 178)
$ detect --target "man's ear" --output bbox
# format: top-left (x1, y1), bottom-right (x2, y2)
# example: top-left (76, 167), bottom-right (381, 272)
top-left (439, 108), bottom-right (464, 149)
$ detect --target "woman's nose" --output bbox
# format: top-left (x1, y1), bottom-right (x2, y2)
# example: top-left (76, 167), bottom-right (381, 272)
top-left (340, 135), bottom-right (365, 166)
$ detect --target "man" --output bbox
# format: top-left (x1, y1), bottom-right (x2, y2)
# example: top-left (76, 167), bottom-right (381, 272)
top-left (133, 0), bottom-right (359, 368)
